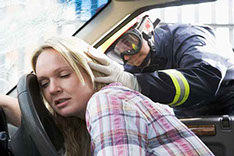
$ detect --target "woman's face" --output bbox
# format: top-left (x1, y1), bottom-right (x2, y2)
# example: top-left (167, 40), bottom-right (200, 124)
top-left (35, 48), bottom-right (94, 119)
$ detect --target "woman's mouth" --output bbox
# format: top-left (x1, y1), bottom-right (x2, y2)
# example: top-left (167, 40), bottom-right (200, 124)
top-left (55, 98), bottom-right (71, 108)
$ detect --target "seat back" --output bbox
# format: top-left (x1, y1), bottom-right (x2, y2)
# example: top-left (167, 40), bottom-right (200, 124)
top-left (17, 73), bottom-right (64, 156)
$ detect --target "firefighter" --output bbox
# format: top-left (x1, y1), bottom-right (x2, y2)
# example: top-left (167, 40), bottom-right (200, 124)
top-left (87, 16), bottom-right (234, 117)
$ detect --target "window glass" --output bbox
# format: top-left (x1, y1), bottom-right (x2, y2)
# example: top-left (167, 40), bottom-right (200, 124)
top-left (105, 0), bottom-right (234, 65)
top-left (0, 0), bottom-right (109, 94)
top-left (151, 0), bottom-right (233, 48)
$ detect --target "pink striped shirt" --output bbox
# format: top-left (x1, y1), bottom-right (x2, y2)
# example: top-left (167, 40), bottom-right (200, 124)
top-left (86, 83), bottom-right (214, 156)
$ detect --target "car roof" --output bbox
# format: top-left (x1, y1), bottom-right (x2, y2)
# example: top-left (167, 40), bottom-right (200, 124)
top-left (75, 0), bottom-right (216, 46)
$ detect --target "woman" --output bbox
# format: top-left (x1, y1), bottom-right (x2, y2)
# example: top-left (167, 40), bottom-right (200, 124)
top-left (1, 36), bottom-right (214, 156)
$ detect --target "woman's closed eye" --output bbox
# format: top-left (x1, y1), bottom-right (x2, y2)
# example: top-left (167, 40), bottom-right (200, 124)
top-left (40, 81), bottom-right (49, 89)
top-left (60, 73), bottom-right (70, 78)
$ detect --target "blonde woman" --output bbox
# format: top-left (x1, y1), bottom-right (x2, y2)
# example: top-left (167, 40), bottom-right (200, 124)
top-left (1, 36), bottom-right (214, 156)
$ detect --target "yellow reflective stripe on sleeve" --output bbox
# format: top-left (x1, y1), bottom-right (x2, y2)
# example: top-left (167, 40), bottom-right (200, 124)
top-left (163, 71), bottom-right (181, 106)
top-left (174, 72), bottom-right (190, 106)
top-left (160, 69), bottom-right (190, 107)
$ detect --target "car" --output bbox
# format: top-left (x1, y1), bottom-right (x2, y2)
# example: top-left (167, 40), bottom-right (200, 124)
top-left (0, 0), bottom-right (233, 155)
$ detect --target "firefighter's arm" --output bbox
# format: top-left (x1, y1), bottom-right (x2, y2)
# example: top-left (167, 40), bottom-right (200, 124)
top-left (136, 65), bottom-right (221, 107)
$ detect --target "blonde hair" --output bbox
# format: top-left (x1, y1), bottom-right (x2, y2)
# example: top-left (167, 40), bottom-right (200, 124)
top-left (31, 36), bottom-right (108, 156)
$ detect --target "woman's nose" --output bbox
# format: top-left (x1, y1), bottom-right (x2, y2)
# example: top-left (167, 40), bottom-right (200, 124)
top-left (48, 80), bottom-right (62, 94)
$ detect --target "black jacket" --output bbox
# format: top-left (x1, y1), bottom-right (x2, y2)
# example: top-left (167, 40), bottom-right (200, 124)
top-left (125, 24), bottom-right (234, 117)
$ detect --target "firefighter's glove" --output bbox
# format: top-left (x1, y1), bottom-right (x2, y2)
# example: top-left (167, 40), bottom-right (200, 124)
top-left (86, 47), bottom-right (140, 91)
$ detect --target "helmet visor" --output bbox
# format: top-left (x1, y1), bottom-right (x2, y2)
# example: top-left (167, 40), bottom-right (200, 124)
top-left (114, 32), bottom-right (142, 56)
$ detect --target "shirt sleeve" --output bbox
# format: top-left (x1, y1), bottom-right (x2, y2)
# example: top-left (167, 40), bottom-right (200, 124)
top-left (85, 90), bottom-right (148, 156)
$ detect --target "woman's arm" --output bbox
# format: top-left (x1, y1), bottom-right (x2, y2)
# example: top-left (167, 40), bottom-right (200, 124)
top-left (0, 94), bottom-right (21, 127)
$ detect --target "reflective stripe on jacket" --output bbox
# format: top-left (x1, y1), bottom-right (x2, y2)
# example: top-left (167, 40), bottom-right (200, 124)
top-left (124, 24), bottom-right (234, 114)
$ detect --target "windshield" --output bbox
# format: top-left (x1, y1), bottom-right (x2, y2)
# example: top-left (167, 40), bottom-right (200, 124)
top-left (0, 0), bottom-right (109, 94)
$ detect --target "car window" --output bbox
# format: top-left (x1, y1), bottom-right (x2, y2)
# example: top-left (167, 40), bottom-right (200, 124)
top-left (0, 0), bottom-right (109, 94)
top-left (101, 0), bottom-right (234, 118)
top-left (104, 0), bottom-right (234, 64)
